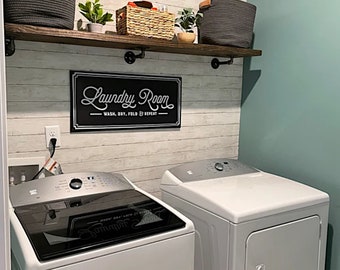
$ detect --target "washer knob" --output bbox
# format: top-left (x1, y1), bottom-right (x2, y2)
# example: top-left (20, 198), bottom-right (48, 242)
top-left (69, 178), bottom-right (83, 190)
top-left (214, 162), bottom-right (224, 171)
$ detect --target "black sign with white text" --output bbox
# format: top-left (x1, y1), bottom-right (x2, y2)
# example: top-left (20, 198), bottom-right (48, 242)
top-left (70, 71), bottom-right (182, 132)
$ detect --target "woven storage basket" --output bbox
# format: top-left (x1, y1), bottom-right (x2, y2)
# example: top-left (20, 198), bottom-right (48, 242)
top-left (116, 6), bottom-right (175, 40)
top-left (4, 0), bottom-right (75, 29)
top-left (199, 0), bottom-right (256, 48)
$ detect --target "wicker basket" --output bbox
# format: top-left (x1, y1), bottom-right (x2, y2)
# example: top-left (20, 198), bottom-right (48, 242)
top-left (4, 0), bottom-right (75, 29)
top-left (199, 0), bottom-right (256, 48)
top-left (116, 6), bottom-right (175, 40)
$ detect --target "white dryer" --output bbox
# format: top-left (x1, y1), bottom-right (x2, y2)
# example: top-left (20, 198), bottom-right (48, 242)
top-left (10, 172), bottom-right (195, 270)
top-left (160, 158), bottom-right (329, 270)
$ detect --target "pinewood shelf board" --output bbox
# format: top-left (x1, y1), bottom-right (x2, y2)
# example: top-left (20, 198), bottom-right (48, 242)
top-left (5, 23), bottom-right (262, 59)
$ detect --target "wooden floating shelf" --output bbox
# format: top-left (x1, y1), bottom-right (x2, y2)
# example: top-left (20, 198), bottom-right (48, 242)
top-left (5, 23), bottom-right (262, 59)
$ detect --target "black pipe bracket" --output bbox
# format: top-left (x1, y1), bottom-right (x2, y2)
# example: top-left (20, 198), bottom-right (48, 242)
top-left (5, 38), bottom-right (15, 56)
top-left (124, 48), bottom-right (146, 64)
top-left (211, 57), bottom-right (234, 69)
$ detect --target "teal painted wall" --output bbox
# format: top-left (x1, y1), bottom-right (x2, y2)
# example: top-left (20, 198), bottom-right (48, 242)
top-left (240, 1), bottom-right (340, 270)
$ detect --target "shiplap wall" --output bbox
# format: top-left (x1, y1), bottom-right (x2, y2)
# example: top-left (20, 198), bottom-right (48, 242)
top-left (5, 0), bottom-right (243, 197)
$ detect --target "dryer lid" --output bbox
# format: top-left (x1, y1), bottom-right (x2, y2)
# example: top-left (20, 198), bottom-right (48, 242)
top-left (162, 171), bottom-right (329, 223)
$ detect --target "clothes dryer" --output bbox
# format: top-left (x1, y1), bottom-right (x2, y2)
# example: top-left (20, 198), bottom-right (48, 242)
top-left (160, 158), bottom-right (329, 270)
top-left (10, 172), bottom-right (195, 270)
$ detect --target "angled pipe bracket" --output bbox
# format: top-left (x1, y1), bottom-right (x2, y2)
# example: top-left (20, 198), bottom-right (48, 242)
top-left (124, 48), bottom-right (146, 64)
top-left (211, 57), bottom-right (234, 69)
top-left (5, 37), bottom-right (15, 56)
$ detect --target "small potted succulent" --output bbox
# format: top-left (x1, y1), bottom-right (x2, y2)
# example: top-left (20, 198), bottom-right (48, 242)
top-left (175, 8), bottom-right (203, 43)
top-left (78, 0), bottom-right (113, 33)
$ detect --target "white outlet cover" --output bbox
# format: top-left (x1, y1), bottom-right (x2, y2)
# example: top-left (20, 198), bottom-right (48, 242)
top-left (45, 125), bottom-right (61, 148)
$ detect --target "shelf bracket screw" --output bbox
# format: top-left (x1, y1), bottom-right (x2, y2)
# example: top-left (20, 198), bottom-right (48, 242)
top-left (211, 57), bottom-right (234, 69)
top-left (5, 37), bottom-right (15, 56)
top-left (124, 48), bottom-right (146, 64)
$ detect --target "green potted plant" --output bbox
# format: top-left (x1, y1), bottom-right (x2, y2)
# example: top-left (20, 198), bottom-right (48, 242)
top-left (78, 0), bottom-right (113, 33)
top-left (175, 8), bottom-right (203, 43)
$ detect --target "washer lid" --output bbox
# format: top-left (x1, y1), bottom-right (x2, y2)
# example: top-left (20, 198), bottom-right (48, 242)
top-left (162, 171), bottom-right (329, 223)
top-left (14, 189), bottom-right (186, 261)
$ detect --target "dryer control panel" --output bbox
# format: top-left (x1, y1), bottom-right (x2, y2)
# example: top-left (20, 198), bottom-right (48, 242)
top-left (9, 172), bottom-right (134, 207)
top-left (168, 158), bottom-right (258, 182)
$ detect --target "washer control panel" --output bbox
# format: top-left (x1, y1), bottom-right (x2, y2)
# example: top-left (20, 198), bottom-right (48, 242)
top-left (9, 172), bottom-right (134, 207)
top-left (168, 158), bottom-right (258, 183)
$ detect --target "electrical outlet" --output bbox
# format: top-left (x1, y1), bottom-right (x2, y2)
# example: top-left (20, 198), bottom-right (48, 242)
top-left (45, 125), bottom-right (61, 148)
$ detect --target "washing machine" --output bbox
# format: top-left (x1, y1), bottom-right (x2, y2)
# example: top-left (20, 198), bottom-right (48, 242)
top-left (160, 158), bottom-right (329, 270)
top-left (10, 172), bottom-right (195, 270)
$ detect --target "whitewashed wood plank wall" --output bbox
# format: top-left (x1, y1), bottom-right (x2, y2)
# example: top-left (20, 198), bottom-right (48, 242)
top-left (5, 0), bottom-right (243, 197)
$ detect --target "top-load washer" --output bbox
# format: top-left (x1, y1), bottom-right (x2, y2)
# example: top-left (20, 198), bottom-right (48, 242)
top-left (160, 158), bottom-right (329, 270)
top-left (10, 172), bottom-right (195, 270)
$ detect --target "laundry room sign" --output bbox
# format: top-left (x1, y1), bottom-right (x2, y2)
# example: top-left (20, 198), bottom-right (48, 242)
top-left (70, 71), bottom-right (182, 132)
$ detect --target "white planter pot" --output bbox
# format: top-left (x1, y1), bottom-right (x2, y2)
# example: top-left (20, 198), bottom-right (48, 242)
top-left (87, 23), bottom-right (103, 33)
